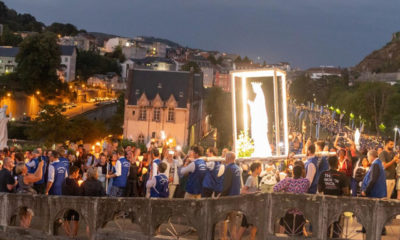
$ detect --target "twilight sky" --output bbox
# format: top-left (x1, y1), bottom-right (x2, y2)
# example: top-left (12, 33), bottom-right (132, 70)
top-left (3, 0), bottom-right (400, 69)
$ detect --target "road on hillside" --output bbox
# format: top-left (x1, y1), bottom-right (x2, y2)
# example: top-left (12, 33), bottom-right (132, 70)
top-left (64, 102), bottom-right (97, 118)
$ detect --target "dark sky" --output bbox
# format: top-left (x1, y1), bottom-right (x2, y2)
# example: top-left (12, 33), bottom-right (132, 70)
top-left (4, 0), bottom-right (400, 69)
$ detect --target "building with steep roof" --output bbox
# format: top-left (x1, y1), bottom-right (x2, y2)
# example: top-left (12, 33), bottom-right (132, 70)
top-left (0, 45), bottom-right (76, 82)
top-left (59, 45), bottom-right (77, 82)
top-left (123, 69), bottom-right (205, 146)
top-left (0, 46), bottom-right (18, 75)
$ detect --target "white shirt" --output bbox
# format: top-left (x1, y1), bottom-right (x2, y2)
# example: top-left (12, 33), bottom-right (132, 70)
top-left (306, 158), bottom-right (316, 185)
top-left (163, 158), bottom-right (183, 185)
top-left (206, 161), bottom-right (225, 177)
top-left (114, 158), bottom-right (123, 177)
top-left (48, 159), bottom-right (68, 183)
top-left (180, 162), bottom-right (196, 175)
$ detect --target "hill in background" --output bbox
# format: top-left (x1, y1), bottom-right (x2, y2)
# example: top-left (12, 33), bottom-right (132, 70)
top-left (354, 32), bottom-right (400, 73)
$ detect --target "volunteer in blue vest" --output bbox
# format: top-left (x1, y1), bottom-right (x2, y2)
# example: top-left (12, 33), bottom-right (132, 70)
top-left (147, 162), bottom-right (169, 198)
top-left (361, 149), bottom-right (387, 235)
top-left (361, 150), bottom-right (387, 198)
top-left (58, 147), bottom-right (70, 174)
top-left (305, 144), bottom-right (319, 194)
top-left (220, 151), bottom-right (241, 240)
top-left (180, 146), bottom-right (207, 199)
top-left (45, 150), bottom-right (68, 195)
top-left (107, 149), bottom-right (130, 197)
top-left (26, 149), bottom-right (48, 194)
top-left (221, 151), bottom-right (241, 196)
top-left (202, 147), bottom-right (225, 198)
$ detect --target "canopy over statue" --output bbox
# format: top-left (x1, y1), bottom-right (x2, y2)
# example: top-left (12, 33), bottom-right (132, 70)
top-left (231, 68), bottom-right (289, 157)
top-left (0, 105), bottom-right (8, 149)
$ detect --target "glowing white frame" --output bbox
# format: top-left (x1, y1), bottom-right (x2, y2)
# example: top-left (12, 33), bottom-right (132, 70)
top-left (231, 68), bottom-right (288, 156)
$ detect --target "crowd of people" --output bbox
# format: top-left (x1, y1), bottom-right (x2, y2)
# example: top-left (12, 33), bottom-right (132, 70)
top-left (0, 124), bottom-right (399, 238)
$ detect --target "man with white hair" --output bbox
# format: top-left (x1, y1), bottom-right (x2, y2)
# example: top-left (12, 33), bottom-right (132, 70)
top-left (361, 150), bottom-right (387, 198)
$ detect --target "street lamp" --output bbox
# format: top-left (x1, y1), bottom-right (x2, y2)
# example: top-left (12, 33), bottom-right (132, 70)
top-left (394, 126), bottom-right (398, 146)
top-left (36, 90), bottom-right (40, 95)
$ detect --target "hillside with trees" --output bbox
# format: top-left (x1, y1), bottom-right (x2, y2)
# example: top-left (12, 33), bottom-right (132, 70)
top-left (354, 33), bottom-right (400, 73)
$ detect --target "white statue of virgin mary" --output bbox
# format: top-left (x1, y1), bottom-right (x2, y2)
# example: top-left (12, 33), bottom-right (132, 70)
top-left (0, 105), bottom-right (8, 149)
top-left (248, 82), bottom-right (272, 157)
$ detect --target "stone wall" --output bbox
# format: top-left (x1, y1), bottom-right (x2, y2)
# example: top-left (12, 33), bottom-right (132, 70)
top-left (0, 192), bottom-right (399, 240)
top-left (75, 103), bottom-right (117, 121)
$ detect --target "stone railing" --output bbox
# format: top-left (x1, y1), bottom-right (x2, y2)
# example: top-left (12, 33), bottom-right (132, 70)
top-left (0, 192), bottom-right (399, 240)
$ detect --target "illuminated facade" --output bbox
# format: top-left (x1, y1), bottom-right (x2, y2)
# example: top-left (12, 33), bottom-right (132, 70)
top-left (124, 69), bottom-right (205, 147)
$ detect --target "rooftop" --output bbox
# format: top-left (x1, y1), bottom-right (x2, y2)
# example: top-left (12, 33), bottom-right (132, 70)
top-left (0, 46), bottom-right (19, 57)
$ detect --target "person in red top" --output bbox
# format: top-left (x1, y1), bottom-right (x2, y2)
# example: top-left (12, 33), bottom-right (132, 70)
top-left (338, 149), bottom-right (352, 178)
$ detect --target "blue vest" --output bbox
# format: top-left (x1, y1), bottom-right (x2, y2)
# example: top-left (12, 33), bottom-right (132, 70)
top-left (226, 163), bottom-right (241, 196)
top-left (49, 161), bottom-right (67, 195)
top-left (305, 156), bottom-right (319, 194)
top-left (185, 159), bottom-right (207, 194)
top-left (150, 174), bottom-right (169, 198)
top-left (362, 159), bottom-right (387, 198)
top-left (27, 157), bottom-right (47, 185)
top-left (318, 157), bottom-right (329, 173)
top-left (59, 157), bottom-right (70, 173)
top-left (113, 158), bottom-right (130, 188)
top-left (149, 158), bottom-right (161, 174)
top-left (202, 162), bottom-right (224, 193)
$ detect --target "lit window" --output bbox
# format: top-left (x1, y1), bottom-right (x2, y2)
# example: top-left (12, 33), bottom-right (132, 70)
top-left (153, 107), bottom-right (161, 122)
top-left (167, 108), bottom-right (175, 122)
top-left (139, 107), bottom-right (146, 121)
top-left (138, 134), bottom-right (145, 144)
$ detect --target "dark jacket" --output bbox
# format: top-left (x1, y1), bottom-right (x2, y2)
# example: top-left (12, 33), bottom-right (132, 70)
top-left (81, 179), bottom-right (106, 197)
top-left (62, 178), bottom-right (82, 196)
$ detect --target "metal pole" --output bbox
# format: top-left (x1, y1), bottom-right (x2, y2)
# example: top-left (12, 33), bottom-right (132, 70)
top-left (205, 151), bottom-right (336, 163)
top-left (273, 69), bottom-right (280, 154)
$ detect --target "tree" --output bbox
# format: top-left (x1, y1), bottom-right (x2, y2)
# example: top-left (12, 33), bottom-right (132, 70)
top-left (0, 26), bottom-right (23, 46)
top-left (26, 104), bottom-right (109, 144)
top-left (107, 93), bottom-right (125, 135)
top-left (355, 82), bottom-right (394, 134)
top-left (289, 74), bottom-right (313, 103)
top-left (26, 105), bottom-right (69, 144)
top-left (15, 32), bottom-right (64, 96)
top-left (46, 22), bottom-right (85, 36)
top-left (76, 50), bottom-right (122, 80)
top-left (68, 117), bottom-right (108, 143)
top-left (205, 87), bottom-right (233, 148)
top-left (105, 46), bottom-right (126, 63)
top-left (207, 55), bottom-right (217, 65)
top-left (180, 61), bottom-right (201, 73)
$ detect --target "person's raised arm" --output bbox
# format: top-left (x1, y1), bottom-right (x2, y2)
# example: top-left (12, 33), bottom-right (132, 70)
top-left (25, 161), bottom-right (44, 184)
